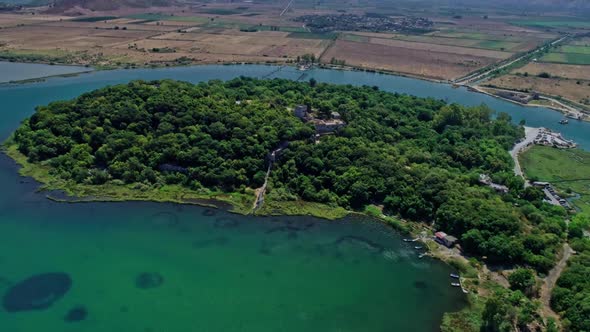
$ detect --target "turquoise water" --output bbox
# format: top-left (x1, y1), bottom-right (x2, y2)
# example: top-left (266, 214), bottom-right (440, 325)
top-left (0, 63), bottom-right (587, 331)
top-left (0, 62), bottom-right (91, 83)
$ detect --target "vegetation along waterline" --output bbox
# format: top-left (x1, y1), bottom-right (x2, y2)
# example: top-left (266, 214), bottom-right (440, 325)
top-left (3, 76), bottom-right (578, 330)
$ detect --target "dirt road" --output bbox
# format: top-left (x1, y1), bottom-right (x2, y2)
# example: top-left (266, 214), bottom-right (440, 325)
top-left (539, 243), bottom-right (574, 320)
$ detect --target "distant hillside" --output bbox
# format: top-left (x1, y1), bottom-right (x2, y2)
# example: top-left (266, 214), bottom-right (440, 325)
top-left (47, 0), bottom-right (173, 12)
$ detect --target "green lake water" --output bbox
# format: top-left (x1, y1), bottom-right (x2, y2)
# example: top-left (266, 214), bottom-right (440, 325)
top-left (1, 63), bottom-right (589, 331)
top-left (0, 153), bottom-right (466, 332)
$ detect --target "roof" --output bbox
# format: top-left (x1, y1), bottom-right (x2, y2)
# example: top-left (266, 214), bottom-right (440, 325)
top-left (435, 231), bottom-right (447, 239)
top-left (445, 235), bottom-right (458, 242)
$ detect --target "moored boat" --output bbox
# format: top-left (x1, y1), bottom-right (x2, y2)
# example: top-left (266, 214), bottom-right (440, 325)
top-left (450, 273), bottom-right (460, 279)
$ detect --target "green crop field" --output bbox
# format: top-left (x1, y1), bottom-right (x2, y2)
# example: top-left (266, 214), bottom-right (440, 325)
top-left (127, 14), bottom-right (208, 24)
top-left (201, 8), bottom-right (243, 15)
top-left (475, 40), bottom-right (519, 51)
top-left (520, 146), bottom-right (590, 213)
top-left (541, 52), bottom-right (590, 65)
top-left (287, 32), bottom-right (337, 40)
top-left (560, 45), bottom-right (590, 55)
top-left (511, 19), bottom-right (590, 29)
top-left (72, 16), bottom-right (118, 22)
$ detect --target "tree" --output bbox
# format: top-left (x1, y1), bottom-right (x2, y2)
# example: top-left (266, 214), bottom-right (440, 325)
top-left (508, 268), bottom-right (536, 296)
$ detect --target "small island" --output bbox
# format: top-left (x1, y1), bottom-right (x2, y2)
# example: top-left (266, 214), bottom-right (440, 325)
top-left (5, 77), bottom-right (572, 330)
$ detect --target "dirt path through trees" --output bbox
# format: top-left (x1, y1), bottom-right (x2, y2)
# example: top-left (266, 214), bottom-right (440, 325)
top-left (539, 243), bottom-right (574, 320)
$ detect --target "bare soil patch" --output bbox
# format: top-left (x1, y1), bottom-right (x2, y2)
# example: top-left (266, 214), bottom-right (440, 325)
top-left (323, 40), bottom-right (500, 80)
top-left (368, 37), bottom-right (512, 59)
top-left (487, 74), bottom-right (590, 105)
top-left (514, 62), bottom-right (590, 81)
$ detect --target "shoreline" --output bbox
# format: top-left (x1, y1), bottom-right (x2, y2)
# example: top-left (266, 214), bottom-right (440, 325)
top-left (0, 59), bottom-right (586, 127)
top-left (470, 85), bottom-right (589, 123)
top-left (1, 139), bottom-right (485, 310)
top-left (0, 63), bottom-right (571, 330)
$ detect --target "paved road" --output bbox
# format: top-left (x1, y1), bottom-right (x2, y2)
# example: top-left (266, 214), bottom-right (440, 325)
top-left (510, 126), bottom-right (540, 181)
top-left (455, 36), bottom-right (567, 85)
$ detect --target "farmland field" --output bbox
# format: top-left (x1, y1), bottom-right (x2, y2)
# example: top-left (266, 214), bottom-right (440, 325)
top-left (322, 39), bottom-right (502, 80)
top-left (541, 52), bottom-right (590, 65)
top-left (510, 19), bottom-right (590, 30)
top-left (486, 74), bottom-right (590, 106)
top-left (560, 45), bottom-right (590, 55)
top-left (514, 63), bottom-right (590, 81)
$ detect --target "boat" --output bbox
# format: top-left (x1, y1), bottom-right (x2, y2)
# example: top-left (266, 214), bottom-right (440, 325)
top-left (450, 273), bottom-right (460, 279)
top-left (414, 246), bottom-right (423, 250)
top-left (418, 253), bottom-right (427, 258)
top-left (403, 238), bottom-right (419, 242)
top-left (559, 119), bottom-right (569, 125)
top-left (451, 283), bottom-right (461, 287)
top-left (462, 288), bottom-right (469, 294)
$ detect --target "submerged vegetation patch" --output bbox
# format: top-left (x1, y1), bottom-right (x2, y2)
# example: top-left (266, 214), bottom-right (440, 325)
top-left (64, 305), bottom-right (88, 322)
top-left (2, 272), bottom-right (72, 312)
top-left (135, 272), bottom-right (164, 290)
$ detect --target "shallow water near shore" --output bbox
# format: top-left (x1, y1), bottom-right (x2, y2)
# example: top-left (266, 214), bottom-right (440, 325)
top-left (0, 152), bottom-right (466, 332)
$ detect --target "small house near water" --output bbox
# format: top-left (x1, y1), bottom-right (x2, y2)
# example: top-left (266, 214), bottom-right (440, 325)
top-left (435, 232), bottom-right (458, 248)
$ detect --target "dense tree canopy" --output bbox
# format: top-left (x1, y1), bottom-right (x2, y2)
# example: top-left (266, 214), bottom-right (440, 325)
top-left (551, 215), bottom-right (590, 332)
top-left (13, 77), bottom-right (566, 269)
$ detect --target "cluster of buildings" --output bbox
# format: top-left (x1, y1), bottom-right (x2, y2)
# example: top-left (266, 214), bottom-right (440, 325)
top-left (293, 14), bottom-right (433, 33)
top-left (294, 105), bottom-right (346, 134)
top-left (533, 128), bottom-right (577, 149)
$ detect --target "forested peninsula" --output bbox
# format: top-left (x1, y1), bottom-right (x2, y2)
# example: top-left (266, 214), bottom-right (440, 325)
top-left (6, 78), bottom-right (571, 329)
top-left (9, 77), bottom-right (566, 267)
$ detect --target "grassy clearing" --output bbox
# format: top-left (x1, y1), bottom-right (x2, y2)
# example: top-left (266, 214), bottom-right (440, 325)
top-left (520, 145), bottom-right (590, 213)
top-left (4, 144), bottom-right (254, 214)
top-left (255, 197), bottom-right (349, 220)
top-left (440, 293), bottom-right (484, 332)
